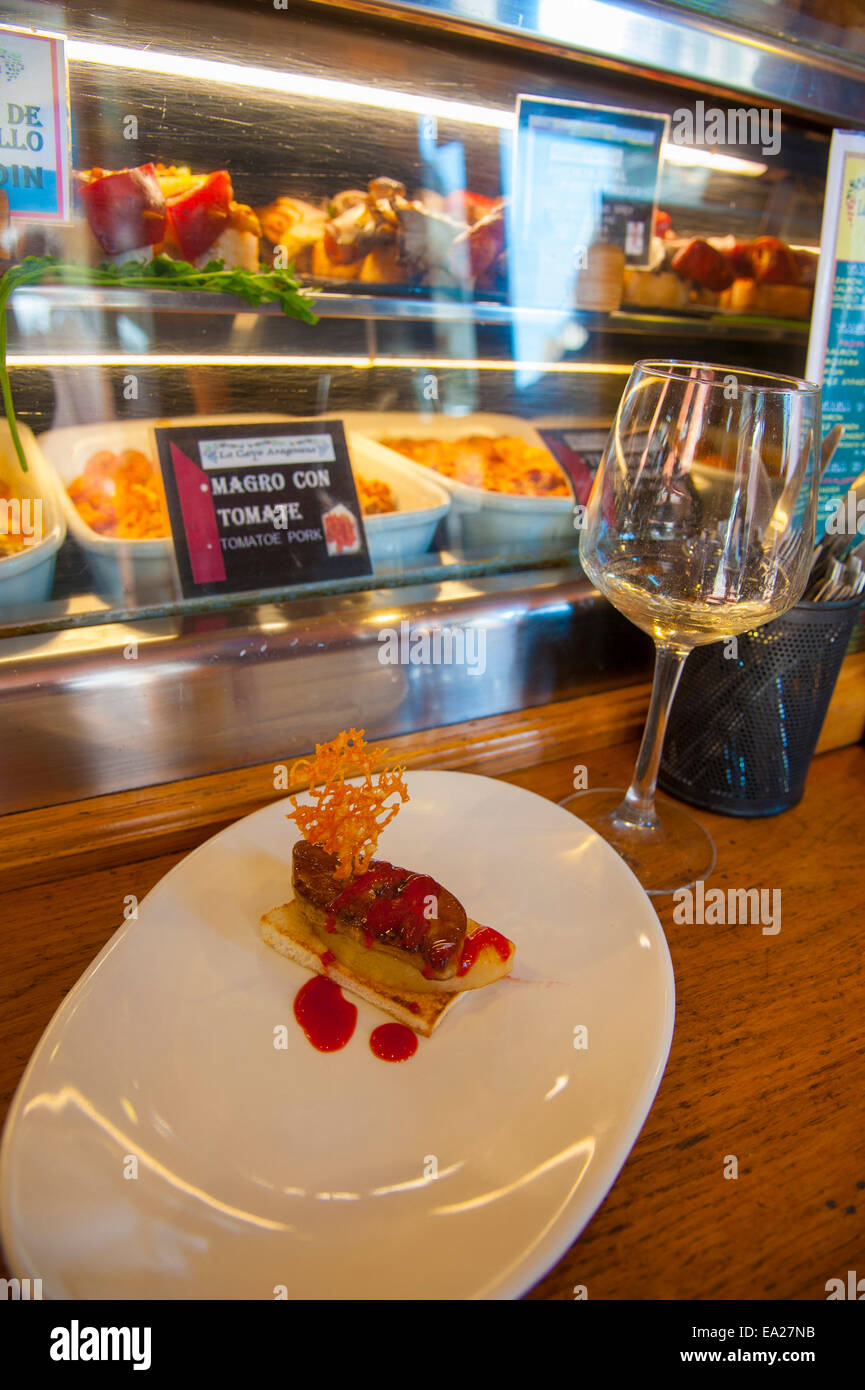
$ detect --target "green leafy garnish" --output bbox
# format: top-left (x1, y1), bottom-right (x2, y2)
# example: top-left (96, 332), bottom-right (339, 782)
top-left (0, 254), bottom-right (318, 472)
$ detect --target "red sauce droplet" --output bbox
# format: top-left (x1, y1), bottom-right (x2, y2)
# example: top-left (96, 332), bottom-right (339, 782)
top-left (370, 1023), bottom-right (418, 1062)
top-left (324, 915), bottom-right (336, 934)
top-left (293, 975), bottom-right (357, 1052)
top-left (408, 1002), bottom-right (420, 1015)
top-left (457, 926), bottom-right (512, 978)
top-left (320, 950), bottom-right (336, 968)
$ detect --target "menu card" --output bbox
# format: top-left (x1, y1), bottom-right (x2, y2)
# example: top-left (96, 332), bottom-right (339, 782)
top-left (0, 22), bottom-right (71, 222)
top-left (155, 420), bottom-right (372, 599)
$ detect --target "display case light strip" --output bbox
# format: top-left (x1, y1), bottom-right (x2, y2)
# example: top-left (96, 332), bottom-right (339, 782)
top-left (660, 144), bottom-right (767, 177)
top-left (65, 40), bottom-right (768, 175)
top-left (65, 40), bottom-right (513, 129)
top-left (6, 352), bottom-right (631, 373)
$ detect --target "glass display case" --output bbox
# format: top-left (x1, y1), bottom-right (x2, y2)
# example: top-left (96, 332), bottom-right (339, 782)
top-left (0, 0), bottom-right (862, 811)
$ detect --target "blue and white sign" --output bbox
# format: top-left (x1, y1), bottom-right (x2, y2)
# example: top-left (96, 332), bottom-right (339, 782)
top-left (806, 130), bottom-right (865, 539)
top-left (511, 94), bottom-right (668, 309)
top-left (0, 23), bottom-right (71, 223)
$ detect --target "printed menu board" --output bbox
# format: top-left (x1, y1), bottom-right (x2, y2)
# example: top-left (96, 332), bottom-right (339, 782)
top-left (0, 23), bottom-right (71, 222)
top-left (806, 130), bottom-right (865, 539)
top-left (155, 420), bottom-right (372, 599)
top-left (511, 95), bottom-right (668, 309)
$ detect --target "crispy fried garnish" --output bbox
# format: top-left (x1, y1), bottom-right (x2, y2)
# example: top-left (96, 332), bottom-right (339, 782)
top-left (288, 728), bottom-right (409, 880)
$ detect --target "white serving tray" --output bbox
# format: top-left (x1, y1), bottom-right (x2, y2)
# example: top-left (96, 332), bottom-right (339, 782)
top-left (0, 422), bottom-right (67, 609)
top-left (341, 431), bottom-right (449, 564)
top-left (38, 419), bottom-right (177, 604)
top-left (339, 411), bottom-right (577, 551)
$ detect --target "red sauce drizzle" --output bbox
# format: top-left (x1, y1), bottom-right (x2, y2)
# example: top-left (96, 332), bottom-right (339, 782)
top-left (370, 1023), bottom-right (418, 1062)
top-left (320, 950), bottom-right (336, 968)
top-left (330, 861), bottom-right (443, 950)
top-left (457, 926), bottom-right (513, 978)
top-left (293, 975), bottom-right (356, 1052)
top-left (408, 1002), bottom-right (420, 1015)
top-left (323, 915), bottom-right (336, 934)
top-left (330, 862), bottom-right (405, 915)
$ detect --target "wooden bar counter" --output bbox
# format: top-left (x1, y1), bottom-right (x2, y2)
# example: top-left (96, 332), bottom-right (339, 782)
top-left (2, 663), bottom-right (864, 1300)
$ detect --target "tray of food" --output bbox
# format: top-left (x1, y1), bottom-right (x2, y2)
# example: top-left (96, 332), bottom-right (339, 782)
top-left (232, 180), bottom-right (504, 294)
top-left (39, 163), bottom-right (504, 297)
top-left (23, 164), bottom-right (817, 327)
top-left (340, 412), bottom-right (577, 551)
top-left (621, 212), bottom-right (816, 321)
top-left (38, 416), bottom-right (451, 599)
top-left (0, 422), bottom-right (66, 609)
top-left (38, 420), bottom-right (177, 604)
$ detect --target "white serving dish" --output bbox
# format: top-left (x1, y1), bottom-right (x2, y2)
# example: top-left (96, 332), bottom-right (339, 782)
top-left (340, 411), bottom-right (577, 552)
top-left (0, 422), bottom-right (66, 609)
top-left (38, 420), bottom-right (176, 604)
top-left (39, 416), bottom-right (451, 598)
top-left (343, 431), bottom-right (449, 564)
top-left (0, 771), bottom-right (674, 1300)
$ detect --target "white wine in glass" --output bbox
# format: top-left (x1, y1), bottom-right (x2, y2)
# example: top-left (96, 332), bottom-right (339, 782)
top-left (562, 360), bottom-right (822, 895)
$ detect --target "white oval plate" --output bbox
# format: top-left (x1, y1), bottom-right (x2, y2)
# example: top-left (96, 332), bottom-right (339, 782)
top-left (0, 771), bottom-right (674, 1300)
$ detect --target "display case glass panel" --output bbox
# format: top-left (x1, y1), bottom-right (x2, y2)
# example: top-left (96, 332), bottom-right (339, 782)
top-left (0, 0), bottom-right (851, 637)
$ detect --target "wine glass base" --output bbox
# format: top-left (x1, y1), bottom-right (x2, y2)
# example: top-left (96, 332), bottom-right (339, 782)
top-left (560, 788), bottom-right (716, 896)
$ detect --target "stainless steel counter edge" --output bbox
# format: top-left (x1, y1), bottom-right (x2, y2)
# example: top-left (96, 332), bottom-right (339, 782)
top-left (316, 0), bottom-right (865, 123)
top-left (0, 569), bottom-right (649, 814)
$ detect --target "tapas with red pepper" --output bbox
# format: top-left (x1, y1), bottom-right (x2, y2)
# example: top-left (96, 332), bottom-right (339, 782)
top-left (260, 729), bottom-right (516, 1038)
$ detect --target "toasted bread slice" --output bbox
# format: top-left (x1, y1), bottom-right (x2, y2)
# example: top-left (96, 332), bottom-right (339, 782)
top-left (261, 900), bottom-right (463, 1037)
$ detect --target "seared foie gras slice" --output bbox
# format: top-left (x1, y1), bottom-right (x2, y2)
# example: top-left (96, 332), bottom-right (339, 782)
top-left (292, 839), bottom-right (466, 980)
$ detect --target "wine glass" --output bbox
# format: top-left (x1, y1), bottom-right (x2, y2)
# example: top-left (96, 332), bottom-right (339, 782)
top-left (562, 360), bottom-right (821, 895)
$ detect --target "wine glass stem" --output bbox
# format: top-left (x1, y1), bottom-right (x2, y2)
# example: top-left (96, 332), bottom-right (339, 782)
top-left (620, 643), bottom-right (689, 830)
